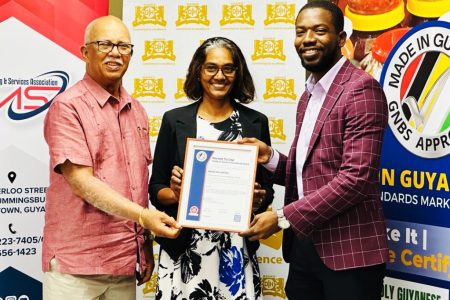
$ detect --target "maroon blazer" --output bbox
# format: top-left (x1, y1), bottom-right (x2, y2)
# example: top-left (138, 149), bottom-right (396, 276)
top-left (275, 60), bottom-right (389, 270)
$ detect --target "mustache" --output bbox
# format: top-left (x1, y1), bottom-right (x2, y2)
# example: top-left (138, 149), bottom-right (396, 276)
top-left (104, 60), bottom-right (123, 65)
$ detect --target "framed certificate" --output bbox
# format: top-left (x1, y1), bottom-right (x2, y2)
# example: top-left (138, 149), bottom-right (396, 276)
top-left (177, 138), bottom-right (258, 232)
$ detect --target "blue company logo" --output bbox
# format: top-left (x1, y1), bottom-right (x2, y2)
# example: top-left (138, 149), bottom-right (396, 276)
top-left (0, 266), bottom-right (41, 299)
top-left (0, 71), bottom-right (69, 121)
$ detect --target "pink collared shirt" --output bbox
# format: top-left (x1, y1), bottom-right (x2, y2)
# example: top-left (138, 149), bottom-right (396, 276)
top-left (295, 57), bottom-right (347, 199)
top-left (42, 74), bottom-right (152, 275)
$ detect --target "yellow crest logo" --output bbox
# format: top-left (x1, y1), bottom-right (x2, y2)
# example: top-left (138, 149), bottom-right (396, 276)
top-left (261, 276), bottom-right (287, 298)
top-left (220, 3), bottom-right (255, 26)
top-left (269, 118), bottom-right (287, 141)
top-left (251, 39), bottom-right (286, 61)
top-left (148, 116), bottom-right (163, 138)
top-left (132, 77), bottom-right (166, 100)
top-left (142, 39), bottom-right (176, 62)
top-left (174, 78), bottom-right (187, 100)
top-left (263, 77), bottom-right (297, 100)
top-left (132, 4), bottom-right (167, 27)
top-left (176, 4), bottom-right (209, 26)
top-left (142, 273), bottom-right (158, 295)
top-left (265, 2), bottom-right (296, 25)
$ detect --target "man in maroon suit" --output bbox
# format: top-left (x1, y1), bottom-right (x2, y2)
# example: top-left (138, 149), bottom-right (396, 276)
top-left (240, 1), bottom-right (389, 299)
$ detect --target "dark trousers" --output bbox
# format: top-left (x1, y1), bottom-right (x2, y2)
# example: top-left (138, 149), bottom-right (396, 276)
top-left (285, 237), bottom-right (386, 300)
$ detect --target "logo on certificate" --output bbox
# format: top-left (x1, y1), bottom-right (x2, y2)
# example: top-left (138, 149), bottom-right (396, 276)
top-left (188, 205), bottom-right (199, 216)
top-left (196, 150), bottom-right (208, 162)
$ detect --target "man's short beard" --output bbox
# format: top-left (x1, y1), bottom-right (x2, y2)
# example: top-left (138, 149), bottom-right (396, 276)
top-left (301, 51), bottom-right (336, 74)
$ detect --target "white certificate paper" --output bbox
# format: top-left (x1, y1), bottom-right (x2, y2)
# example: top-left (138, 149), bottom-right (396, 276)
top-left (177, 139), bottom-right (258, 232)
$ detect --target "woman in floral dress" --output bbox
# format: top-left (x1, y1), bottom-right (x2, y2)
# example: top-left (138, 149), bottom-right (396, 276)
top-left (149, 37), bottom-right (274, 300)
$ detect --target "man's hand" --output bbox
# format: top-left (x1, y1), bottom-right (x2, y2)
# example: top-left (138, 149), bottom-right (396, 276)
top-left (238, 138), bottom-right (272, 164)
top-left (142, 208), bottom-right (181, 238)
top-left (240, 211), bottom-right (280, 241)
top-left (137, 239), bottom-right (155, 286)
top-left (170, 165), bottom-right (183, 201)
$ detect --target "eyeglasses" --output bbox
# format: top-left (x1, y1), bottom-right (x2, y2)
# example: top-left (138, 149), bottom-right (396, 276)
top-left (202, 64), bottom-right (237, 77)
top-left (85, 40), bottom-right (134, 55)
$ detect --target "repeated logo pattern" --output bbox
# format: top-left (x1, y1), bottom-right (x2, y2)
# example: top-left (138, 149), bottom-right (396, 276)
top-left (132, 77), bottom-right (165, 99)
top-left (264, 77), bottom-right (297, 100)
top-left (252, 38), bottom-right (286, 61)
top-left (128, 1), bottom-right (301, 147)
top-left (133, 4), bottom-right (166, 27)
top-left (265, 3), bottom-right (296, 25)
top-left (220, 3), bottom-right (255, 26)
top-left (142, 39), bottom-right (176, 61)
top-left (174, 78), bottom-right (187, 100)
top-left (269, 118), bottom-right (287, 142)
top-left (176, 4), bottom-right (209, 26)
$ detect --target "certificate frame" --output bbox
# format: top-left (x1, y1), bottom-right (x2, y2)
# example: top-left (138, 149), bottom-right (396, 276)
top-left (177, 138), bottom-right (258, 233)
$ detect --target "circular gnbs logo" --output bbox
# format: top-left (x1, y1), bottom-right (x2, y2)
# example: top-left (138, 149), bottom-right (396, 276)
top-left (381, 21), bottom-right (450, 158)
top-left (196, 150), bottom-right (207, 162)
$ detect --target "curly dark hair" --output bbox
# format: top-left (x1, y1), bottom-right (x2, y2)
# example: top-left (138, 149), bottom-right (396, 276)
top-left (183, 37), bottom-right (255, 104)
top-left (298, 1), bottom-right (344, 33)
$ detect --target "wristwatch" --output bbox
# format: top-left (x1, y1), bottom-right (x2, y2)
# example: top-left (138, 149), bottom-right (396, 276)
top-left (276, 209), bottom-right (290, 229)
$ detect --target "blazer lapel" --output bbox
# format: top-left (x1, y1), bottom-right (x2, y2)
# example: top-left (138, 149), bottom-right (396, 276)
top-left (305, 60), bottom-right (352, 160)
top-left (285, 91), bottom-right (310, 194)
top-left (238, 104), bottom-right (261, 138)
top-left (293, 91), bottom-right (311, 152)
top-left (175, 101), bottom-right (199, 165)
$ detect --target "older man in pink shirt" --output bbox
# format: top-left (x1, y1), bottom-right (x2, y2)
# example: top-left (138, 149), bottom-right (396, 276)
top-left (42, 16), bottom-right (180, 300)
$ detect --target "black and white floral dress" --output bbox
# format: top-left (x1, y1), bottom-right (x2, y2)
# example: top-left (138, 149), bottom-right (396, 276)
top-left (155, 110), bottom-right (262, 300)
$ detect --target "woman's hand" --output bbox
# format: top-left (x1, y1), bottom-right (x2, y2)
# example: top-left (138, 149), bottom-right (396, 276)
top-left (170, 165), bottom-right (183, 201)
top-left (252, 182), bottom-right (266, 212)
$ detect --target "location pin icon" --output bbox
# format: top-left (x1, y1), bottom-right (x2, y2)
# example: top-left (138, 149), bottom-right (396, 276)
top-left (8, 171), bottom-right (16, 183)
